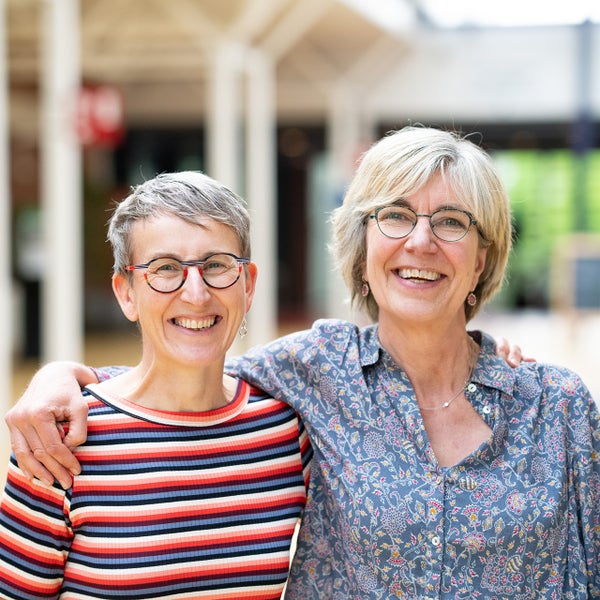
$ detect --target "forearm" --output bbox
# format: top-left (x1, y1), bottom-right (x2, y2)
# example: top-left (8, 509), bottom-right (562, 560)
top-left (55, 360), bottom-right (100, 386)
top-left (226, 337), bottom-right (313, 411)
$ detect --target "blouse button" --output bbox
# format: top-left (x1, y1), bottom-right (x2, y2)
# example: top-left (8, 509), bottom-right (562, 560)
top-left (482, 405), bottom-right (491, 415)
top-left (459, 476), bottom-right (478, 491)
top-left (431, 536), bottom-right (441, 547)
top-left (467, 383), bottom-right (477, 393)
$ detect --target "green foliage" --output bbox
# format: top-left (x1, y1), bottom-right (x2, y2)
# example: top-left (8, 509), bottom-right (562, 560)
top-left (492, 149), bottom-right (600, 309)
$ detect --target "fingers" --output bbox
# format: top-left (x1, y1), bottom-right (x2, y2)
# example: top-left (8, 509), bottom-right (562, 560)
top-left (8, 420), bottom-right (74, 489)
top-left (35, 411), bottom-right (83, 486)
top-left (62, 402), bottom-right (89, 450)
top-left (9, 425), bottom-right (52, 485)
top-left (494, 336), bottom-right (536, 368)
top-left (494, 337), bottom-right (511, 361)
top-left (5, 404), bottom-right (83, 490)
top-left (4, 360), bottom-right (94, 489)
top-left (507, 344), bottom-right (523, 368)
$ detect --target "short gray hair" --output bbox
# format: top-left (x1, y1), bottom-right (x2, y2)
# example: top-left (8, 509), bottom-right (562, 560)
top-left (108, 171), bottom-right (251, 274)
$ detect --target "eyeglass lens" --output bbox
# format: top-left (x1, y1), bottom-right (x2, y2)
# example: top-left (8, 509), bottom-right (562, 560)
top-left (145, 254), bottom-right (243, 292)
top-left (374, 206), bottom-right (473, 242)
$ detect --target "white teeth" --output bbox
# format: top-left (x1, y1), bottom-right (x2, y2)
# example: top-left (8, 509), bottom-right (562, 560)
top-left (174, 317), bottom-right (215, 330)
top-left (399, 268), bottom-right (440, 281)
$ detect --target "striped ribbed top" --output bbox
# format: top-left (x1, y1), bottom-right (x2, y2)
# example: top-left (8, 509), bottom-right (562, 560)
top-left (0, 380), bottom-right (311, 599)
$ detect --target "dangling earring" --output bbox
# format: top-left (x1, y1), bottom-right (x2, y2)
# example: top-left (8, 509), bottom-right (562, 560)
top-left (361, 281), bottom-right (370, 297)
top-left (466, 291), bottom-right (477, 307)
top-left (238, 317), bottom-right (248, 338)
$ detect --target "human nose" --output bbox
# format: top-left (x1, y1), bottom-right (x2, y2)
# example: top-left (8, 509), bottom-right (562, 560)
top-left (404, 215), bottom-right (436, 248)
top-left (180, 266), bottom-right (211, 299)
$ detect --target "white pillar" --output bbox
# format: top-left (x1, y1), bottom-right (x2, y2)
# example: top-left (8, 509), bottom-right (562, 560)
top-left (244, 48), bottom-right (277, 347)
top-left (0, 0), bottom-right (12, 412)
top-left (40, 0), bottom-right (83, 361)
top-left (324, 83), bottom-right (365, 323)
top-left (206, 41), bottom-right (243, 192)
top-left (209, 43), bottom-right (278, 352)
top-left (207, 42), bottom-right (248, 358)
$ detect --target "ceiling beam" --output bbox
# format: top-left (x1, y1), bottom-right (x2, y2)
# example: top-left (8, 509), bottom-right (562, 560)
top-left (259, 0), bottom-right (334, 62)
top-left (227, 0), bottom-right (291, 44)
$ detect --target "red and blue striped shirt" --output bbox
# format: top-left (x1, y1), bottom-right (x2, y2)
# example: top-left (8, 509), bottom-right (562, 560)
top-left (0, 379), bottom-right (311, 599)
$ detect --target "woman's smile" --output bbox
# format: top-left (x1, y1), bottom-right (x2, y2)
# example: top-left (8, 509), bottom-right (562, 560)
top-left (171, 315), bottom-right (219, 331)
top-left (397, 267), bottom-right (442, 282)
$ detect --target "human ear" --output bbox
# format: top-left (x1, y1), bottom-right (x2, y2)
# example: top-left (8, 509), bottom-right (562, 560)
top-left (243, 262), bottom-right (258, 314)
top-left (112, 272), bottom-right (139, 322)
top-left (472, 246), bottom-right (488, 288)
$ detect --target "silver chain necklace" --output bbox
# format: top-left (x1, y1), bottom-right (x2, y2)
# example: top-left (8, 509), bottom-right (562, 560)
top-left (418, 339), bottom-right (479, 412)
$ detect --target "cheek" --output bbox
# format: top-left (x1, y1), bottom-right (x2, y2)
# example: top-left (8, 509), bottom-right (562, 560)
top-left (363, 230), bottom-right (389, 279)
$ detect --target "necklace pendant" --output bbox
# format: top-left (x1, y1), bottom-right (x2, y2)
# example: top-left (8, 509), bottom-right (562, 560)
top-left (442, 401), bottom-right (450, 408)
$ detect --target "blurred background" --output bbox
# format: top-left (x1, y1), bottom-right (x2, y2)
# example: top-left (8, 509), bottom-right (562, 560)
top-left (1, 0), bottom-right (600, 480)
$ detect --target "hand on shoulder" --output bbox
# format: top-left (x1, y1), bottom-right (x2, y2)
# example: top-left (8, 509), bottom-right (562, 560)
top-left (5, 361), bottom-right (97, 489)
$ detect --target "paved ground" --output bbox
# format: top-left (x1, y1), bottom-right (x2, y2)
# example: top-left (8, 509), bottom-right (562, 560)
top-left (2, 310), bottom-right (599, 485)
top-left (472, 309), bottom-right (600, 400)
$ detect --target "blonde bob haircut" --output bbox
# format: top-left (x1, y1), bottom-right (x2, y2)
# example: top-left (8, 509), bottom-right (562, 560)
top-left (331, 126), bottom-right (513, 322)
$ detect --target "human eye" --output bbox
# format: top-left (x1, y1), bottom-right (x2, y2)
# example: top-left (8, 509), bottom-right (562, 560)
top-left (203, 254), bottom-right (236, 273)
top-left (380, 207), bottom-right (414, 223)
top-left (433, 210), bottom-right (469, 231)
top-left (149, 258), bottom-right (183, 275)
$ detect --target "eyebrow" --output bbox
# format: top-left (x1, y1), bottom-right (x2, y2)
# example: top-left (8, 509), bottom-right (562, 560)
top-left (388, 199), bottom-right (465, 212)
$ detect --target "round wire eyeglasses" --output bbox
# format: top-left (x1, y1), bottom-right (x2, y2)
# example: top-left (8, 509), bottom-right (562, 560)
top-left (125, 253), bottom-right (250, 293)
top-left (369, 205), bottom-right (480, 242)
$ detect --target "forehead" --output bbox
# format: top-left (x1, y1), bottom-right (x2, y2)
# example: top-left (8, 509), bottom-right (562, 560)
top-left (391, 174), bottom-right (467, 210)
top-left (130, 213), bottom-right (241, 255)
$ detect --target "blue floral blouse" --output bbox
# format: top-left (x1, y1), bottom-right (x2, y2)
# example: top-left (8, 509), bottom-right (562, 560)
top-left (227, 319), bottom-right (600, 599)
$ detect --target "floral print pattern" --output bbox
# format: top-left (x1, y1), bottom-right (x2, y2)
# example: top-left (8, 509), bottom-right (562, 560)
top-left (228, 319), bottom-right (600, 599)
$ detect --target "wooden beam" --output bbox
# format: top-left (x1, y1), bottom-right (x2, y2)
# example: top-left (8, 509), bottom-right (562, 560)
top-left (259, 0), bottom-right (334, 61)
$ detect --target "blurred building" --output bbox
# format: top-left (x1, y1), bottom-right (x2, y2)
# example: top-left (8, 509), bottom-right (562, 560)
top-left (4, 0), bottom-right (600, 363)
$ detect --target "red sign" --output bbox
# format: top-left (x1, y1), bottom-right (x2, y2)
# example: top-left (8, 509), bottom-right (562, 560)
top-left (77, 85), bottom-right (124, 147)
